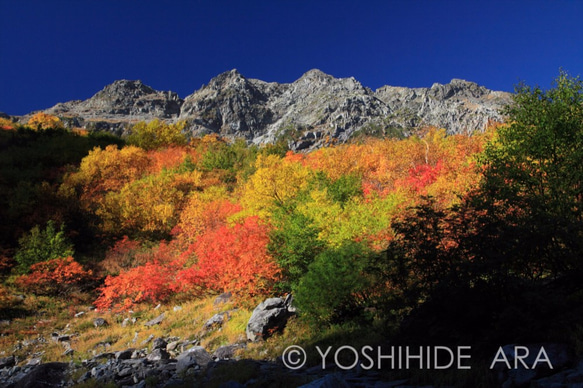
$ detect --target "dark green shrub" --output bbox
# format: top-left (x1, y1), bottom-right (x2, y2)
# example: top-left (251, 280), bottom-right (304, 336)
top-left (294, 241), bottom-right (372, 324)
top-left (268, 209), bottom-right (325, 291)
top-left (14, 220), bottom-right (74, 274)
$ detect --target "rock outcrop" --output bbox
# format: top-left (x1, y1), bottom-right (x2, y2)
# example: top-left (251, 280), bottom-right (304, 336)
top-left (246, 295), bottom-right (295, 342)
top-left (24, 69), bottom-right (512, 151)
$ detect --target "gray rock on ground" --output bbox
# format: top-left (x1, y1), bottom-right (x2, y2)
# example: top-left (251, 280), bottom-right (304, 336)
top-left (246, 295), bottom-right (295, 342)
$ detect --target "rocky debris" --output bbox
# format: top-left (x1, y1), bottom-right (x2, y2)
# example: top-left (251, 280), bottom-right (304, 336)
top-left (144, 313), bottom-right (165, 327)
top-left (492, 343), bottom-right (573, 388)
top-left (25, 70), bottom-right (511, 151)
top-left (0, 356), bottom-right (15, 368)
top-left (176, 346), bottom-right (212, 374)
top-left (212, 343), bottom-right (246, 361)
top-left (2, 341), bottom-right (582, 388)
top-left (214, 291), bottom-right (233, 305)
top-left (93, 317), bottom-right (108, 328)
top-left (246, 295), bottom-right (295, 342)
top-left (4, 362), bottom-right (68, 388)
top-left (146, 348), bottom-right (170, 362)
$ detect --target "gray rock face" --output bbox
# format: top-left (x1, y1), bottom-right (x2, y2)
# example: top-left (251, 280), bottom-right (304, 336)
top-left (31, 69), bottom-right (511, 151)
top-left (176, 346), bottom-right (212, 373)
top-left (246, 296), bottom-right (295, 342)
top-left (375, 78), bottom-right (510, 136)
top-left (46, 80), bottom-right (183, 121)
top-left (93, 317), bottom-right (108, 328)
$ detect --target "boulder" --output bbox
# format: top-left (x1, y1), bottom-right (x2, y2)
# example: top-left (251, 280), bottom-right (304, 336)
top-left (212, 344), bottom-right (246, 360)
top-left (176, 346), bottom-right (212, 373)
top-left (146, 348), bottom-right (170, 362)
top-left (93, 317), bottom-right (108, 328)
top-left (0, 356), bottom-right (15, 368)
top-left (152, 337), bottom-right (167, 350)
top-left (144, 313), bottom-right (165, 327)
top-left (6, 362), bottom-right (68, 388)
top-left (246, 295), bottom-right (295, 342)
top-left (115, 349), bottom-right (134, 360)
top-left (204, 313), bottom-right (227, 330)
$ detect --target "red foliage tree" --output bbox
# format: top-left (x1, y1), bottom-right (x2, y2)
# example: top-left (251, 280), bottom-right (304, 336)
top-left (94, 241), bottom-right (184, 310)
top-left (177, 216), bottom-right (281, 297)
top-left (15, 257), bottom-right (94, 296)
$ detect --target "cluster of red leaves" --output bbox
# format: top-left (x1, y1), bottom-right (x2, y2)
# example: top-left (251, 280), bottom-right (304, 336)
top-left (95, 217), bottom-right (280, 310)
top-left (99, 236), bottom-right (143, 275)
top-left (94, 241), bottom-right (185, 311)
top-left (177, 216), bottom-right (280, 297)
top-left (147, 146), bottom-right (200, 174)
top-left (403, 160), bottom-right (444, 193)
top-left (94, 260), bottom-right (183, 311)
top-left (15, 257), bottom-right (94, 296)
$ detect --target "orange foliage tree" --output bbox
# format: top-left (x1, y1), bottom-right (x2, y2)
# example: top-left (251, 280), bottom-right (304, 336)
top-left (15, 257), bottom-right (94, 296)
top-left (94, 241), bottom-right (183, 310)
top-left (0, 117), bottom-right (16, 130)
top-left (173, 193), bottom-right (242, 244)
top-left (177, 216), bottom-right (280, 296)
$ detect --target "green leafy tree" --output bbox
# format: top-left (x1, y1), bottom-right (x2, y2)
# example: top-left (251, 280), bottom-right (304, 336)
top-left (480, 71), bottom-right (583, 276)
top-left (268, 208), bottom-right (325, 290)
top-left (294, 241), bottom-right (373, 324)
top-left (14, 221), bottom-right (74, 274)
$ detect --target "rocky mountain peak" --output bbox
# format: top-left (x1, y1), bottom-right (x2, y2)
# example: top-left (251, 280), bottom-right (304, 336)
top-left (298, 69), bottom-right (333, 82)
top-left (294, 69), bottom-right (367, 94)
top-left (34, 70), bottom-right (512, 151)
top-left (205, 69), bottom-right (246, 90)
top-left (95, 79), bottom-right (156, 99)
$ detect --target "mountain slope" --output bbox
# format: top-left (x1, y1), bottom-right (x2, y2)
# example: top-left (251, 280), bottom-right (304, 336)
top-left (34, 69), bottom-right (511, 150)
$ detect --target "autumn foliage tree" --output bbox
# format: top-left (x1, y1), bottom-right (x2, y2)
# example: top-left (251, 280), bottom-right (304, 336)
top-left (180, 216), bottom-right (280, 296)
top-left (63, 144), bottom-right (151, 203)
top-left (94, 241), bottom-right (183, 310)
top-left (27, 112), bottom-right (65, 131)
top-left (95, 217), bottom-right (280, 310)
top-left (15, 257), bottom-right (93, 296)
top-left (127, 119), bottom-right (187, 150)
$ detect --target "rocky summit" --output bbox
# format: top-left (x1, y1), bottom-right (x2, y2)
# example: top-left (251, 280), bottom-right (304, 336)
top-left (29, 69), bottom-right (511, 151)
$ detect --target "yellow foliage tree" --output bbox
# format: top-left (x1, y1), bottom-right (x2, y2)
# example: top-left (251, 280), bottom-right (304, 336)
top-left (240, 154), bottom-right (311, 217)
top-left (62, 145), bottom-right (151, 213)
top-left (0, 117), bottom-right (16, 130)
top-left (27, 112), bottom-right (64, 131)
top-left (98, 170), bottom-right (202, 237)
top-left (127, 119), bottom-right (187, 150)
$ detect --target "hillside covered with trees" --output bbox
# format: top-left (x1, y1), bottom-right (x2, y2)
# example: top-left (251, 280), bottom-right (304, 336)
top-left (0, 72), bottom-right (582, 386)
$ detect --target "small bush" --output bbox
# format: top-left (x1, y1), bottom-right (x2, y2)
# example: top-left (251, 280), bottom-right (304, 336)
top-left (14, 221), bottom-right (74, 274)
top-left (294, 241), bottom-right (373, 324)
top-left (15, 256), bottom-right (93, 296)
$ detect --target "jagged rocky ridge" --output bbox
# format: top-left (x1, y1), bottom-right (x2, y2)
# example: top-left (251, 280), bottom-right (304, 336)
top-left (36, 69), bottom-right (511, 150)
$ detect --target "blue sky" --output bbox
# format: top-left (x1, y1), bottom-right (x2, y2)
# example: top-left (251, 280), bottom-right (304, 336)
top-left (0, 0), bottom-right (581, 115)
